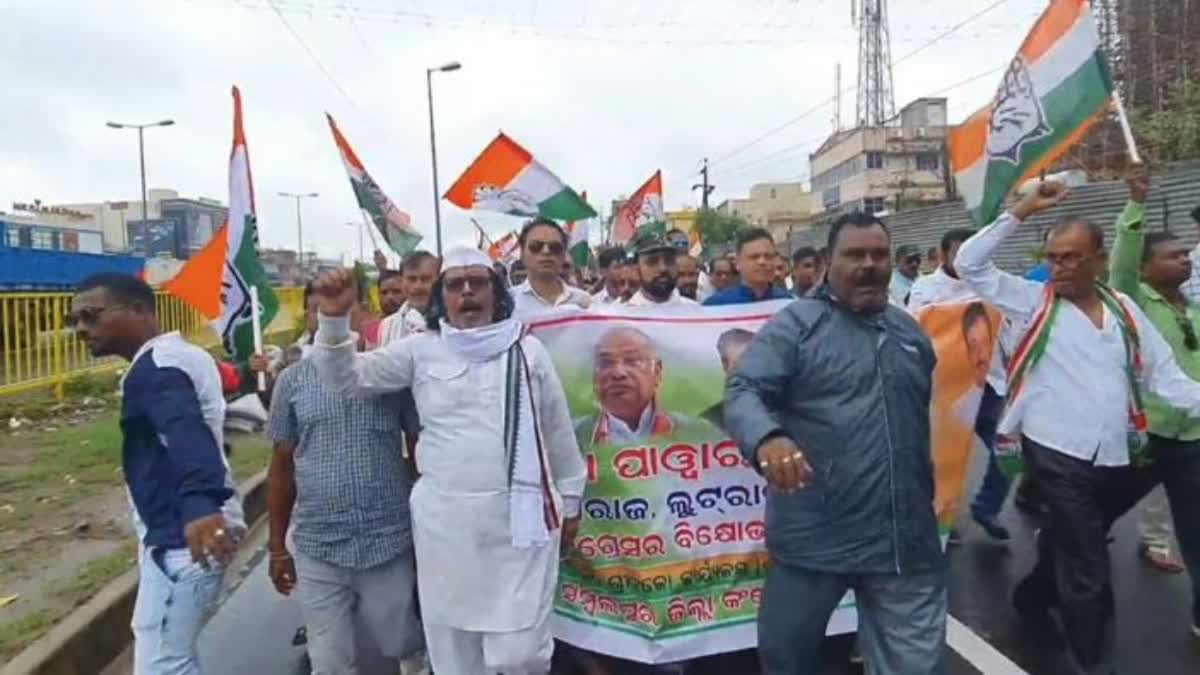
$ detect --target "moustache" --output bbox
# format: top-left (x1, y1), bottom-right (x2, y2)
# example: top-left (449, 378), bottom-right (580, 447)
top-left (459, 300), bottom-right (484, 311)
top-left (854, 270), bottom-right (889, 286)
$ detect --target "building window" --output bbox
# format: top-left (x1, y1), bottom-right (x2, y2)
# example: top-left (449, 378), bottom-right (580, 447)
top-left (31, 229), bottom-right (54, 250)
top-left (6, 228), bottom-right (19, 248)
top-left (866, 152), bottom-right (883, 170)
top-left (863, 197), bottom-right (886, 214)
top-left (769, 188), bottom-right (777, 199)
top-left (916, 153), bottom-right (940, 171)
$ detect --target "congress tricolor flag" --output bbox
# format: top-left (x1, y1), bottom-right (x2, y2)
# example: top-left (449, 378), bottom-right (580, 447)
top-left (445, 133), bottom-right (595, 222)
top-left (327, 114), bottom-right (423, 256)
top-left (611, 170), bottom-right (664, 247)
top-left (949, 0), bottom-right (1114, 226)
top-left (566, 191), bottom-right (591, 268)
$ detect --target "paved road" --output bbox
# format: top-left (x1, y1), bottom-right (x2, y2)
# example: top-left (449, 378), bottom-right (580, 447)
top-left (198, 495), bottom-right (1200, 675)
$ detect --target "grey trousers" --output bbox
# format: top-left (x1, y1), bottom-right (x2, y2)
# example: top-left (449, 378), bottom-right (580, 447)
top-left (294, 549), bottom-right (424, 675)
top-left (758, 562), bottom-right (947, 675)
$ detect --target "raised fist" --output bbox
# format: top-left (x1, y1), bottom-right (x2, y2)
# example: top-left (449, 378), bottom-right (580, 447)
top-left (1013, 180), bottom-right (1069, 221)
top-left (311, 268), bottom-right (357, 318)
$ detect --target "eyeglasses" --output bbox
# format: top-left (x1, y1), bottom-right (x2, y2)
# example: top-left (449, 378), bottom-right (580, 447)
top-left (65, 306), bottom-right (115, 328)
top-left (526, 240), bottom-right (564, 256)
top-left (596, 356), bottom-right (654, 372)
top-left (1178, 315), bottom-right (1198, 351)
top-left (443, 275), bottom-right (493, 294)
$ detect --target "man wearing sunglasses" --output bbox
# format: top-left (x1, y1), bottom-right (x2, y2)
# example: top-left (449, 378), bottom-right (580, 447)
top-left (69, 274), bottom-right (243, 675)
top-left (1108, 168), bottom-right (1200, 636)
top-left (311, 248), bottom-right (586, 674)
top-left (956, 177), bottom-right (1200, 673)
top-left (512, 217), bottom-right (591, 318)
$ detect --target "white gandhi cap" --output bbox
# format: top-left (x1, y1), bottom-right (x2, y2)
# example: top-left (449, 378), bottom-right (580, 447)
top-left (440, 246), bottom-right (493, 273)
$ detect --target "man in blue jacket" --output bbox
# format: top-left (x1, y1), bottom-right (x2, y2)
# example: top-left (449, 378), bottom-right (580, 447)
top-left (725, 212), bottom-right (945, 674)
top-left (703, 228), bottom-right (792, 306)
top-left (70, 274), bottom-right (242, 675)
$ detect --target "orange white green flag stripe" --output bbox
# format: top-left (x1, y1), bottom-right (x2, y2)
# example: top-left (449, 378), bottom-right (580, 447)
top-left (611, 170), bottom-right (664, 247)
top-left (326, 114), bottom-right (423, 256)
top-left (566, 191), bottom-right (591, 268)
top-left (488, 231), bottom-right (520, 263)
top-left (445, 133), bottom-right (595, 222)
top-left (948, 0), bottom-right (1113, 226)
top-left (165, 86), bottom-right (278, 361)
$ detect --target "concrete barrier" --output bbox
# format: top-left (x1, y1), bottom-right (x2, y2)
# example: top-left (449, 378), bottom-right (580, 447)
top-left (1, 469), bottom-right (269, 675)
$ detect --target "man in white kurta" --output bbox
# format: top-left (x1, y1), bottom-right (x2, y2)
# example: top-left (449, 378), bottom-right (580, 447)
top-left (310, 248), bottom-right (586, 675)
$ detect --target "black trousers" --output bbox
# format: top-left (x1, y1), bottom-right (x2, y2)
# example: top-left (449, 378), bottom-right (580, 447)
top-left (1018, 435), bottom-right (1200, 673)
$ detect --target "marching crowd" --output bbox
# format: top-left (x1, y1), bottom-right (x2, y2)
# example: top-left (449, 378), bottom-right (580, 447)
top-left (64, 169), bottom-right (1200, 675)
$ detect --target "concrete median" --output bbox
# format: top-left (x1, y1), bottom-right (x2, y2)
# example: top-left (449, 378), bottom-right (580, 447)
top-left (1, 469), bottom-right (269, 675)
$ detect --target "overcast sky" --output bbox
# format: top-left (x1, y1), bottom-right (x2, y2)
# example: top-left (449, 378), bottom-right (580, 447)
top-left (0, 0), bottom-right (1048, 263)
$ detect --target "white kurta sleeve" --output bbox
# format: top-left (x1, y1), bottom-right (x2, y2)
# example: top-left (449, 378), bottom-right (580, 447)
top-left (1130, 301), bottom-right (1200, 417)
top-left (313, 313), bottom-right (417, 394)
top-left (526, 337), bottom-right (587, 519)
top-left (954, 212), bottom-right (1045, 322)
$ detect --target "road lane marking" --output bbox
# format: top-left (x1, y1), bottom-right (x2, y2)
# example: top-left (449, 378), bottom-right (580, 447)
top-left (947, 615), bottom-right (1029, 675)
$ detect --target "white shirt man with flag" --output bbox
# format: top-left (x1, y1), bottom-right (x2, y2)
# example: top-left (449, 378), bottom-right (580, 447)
top-left (955, 181), bottom-right (1200, 673)
top-left (310, 248), bottom-right (587, 675)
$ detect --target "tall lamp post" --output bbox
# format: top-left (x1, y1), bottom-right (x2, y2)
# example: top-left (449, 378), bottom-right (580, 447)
top-left (426, 60), bottom-right (461, 257)
top-left (346, 221), bottom-right (365, 263)
top-left (279, 191), bottom-right (319, 269)
top-left (106, 119), bottom-right (175, 225)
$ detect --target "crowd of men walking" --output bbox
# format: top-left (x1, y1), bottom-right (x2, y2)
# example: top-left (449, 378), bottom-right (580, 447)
top-left (64, 168), bottom-right (1200, 674)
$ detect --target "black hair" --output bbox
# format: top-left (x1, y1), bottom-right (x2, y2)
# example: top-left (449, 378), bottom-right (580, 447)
top-left (1191, 205), bottom-right (1200, 226)
top-left (711, 257), bottom-right (734, 273)
top-left (666, 228), bottom-right (689, 239)
top-left (736, 227), bottom-right (774, 253)
top-left (597, 247), bottom-right (627, 269)
top-left (518, 217), bottom-right (568, 247)
top-left (78, 273), bottom-right (155, 314)
top-left (961, 301), bottom-right (991, 339)
top-left (1048, 215), bottom-right (1104, 251)
top-left (424, 267), bottom-right (514, 331)
top-left (302, 281), bottom-right (316, 307)
top-left (1143, 231), bottom-right (1181, 262)
top-left (379, 269), bottom-right (403, 285)
top-left (940, 228), bottom-right (977, 257)
top-left (716, 328), bottom-right (755, 360)
top-left (510, 259), bottom-right (527, 272)
top-left (401, 250), bottom-right (438, 274)
top-left (827, 211), bottom-right (890, 251)
top-left (791, 246), bottom-right (819, 265)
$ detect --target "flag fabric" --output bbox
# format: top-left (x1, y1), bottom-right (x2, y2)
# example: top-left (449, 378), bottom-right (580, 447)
top-left (488, 231), bottom-right (520, 263)
top-left (327, 113), bottom-right (423, 256)
top-left (611, 170), bottom-right (665, 248)
top-left (948, 0), bottom-right (1114, 226)
top-left (566, 191), bottom-right (591, 268)
top-left (445, 133), bottom-right (595, 222)
top-left (165, 86), bottom-right (278, 361)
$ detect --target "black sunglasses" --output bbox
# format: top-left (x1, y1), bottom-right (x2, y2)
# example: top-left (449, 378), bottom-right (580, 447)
top-left (527, 240), bottom-right (564, 255)
top-left (443, 275), bottom-right (493, 294)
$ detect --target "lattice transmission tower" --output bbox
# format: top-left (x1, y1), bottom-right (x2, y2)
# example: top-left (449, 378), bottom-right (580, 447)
top-left (854, 0), bottom-right (896, 127)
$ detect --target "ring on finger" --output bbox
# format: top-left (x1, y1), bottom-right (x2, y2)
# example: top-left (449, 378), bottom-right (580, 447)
top-left (781, 455), bottom-right (794, 464)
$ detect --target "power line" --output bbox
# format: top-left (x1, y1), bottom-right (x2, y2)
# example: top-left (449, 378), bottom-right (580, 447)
top-left (706, 0), bottom-right (1015, 169)
top-left (264, 0), bottom-right (367, 116)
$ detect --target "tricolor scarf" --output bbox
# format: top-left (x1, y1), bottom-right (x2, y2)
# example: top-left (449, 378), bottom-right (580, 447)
top-left (503, 339), bottom-right (563, 549)
top-left (1004, 282), bottom-right (1150, 465)
top-left (590, 406), bottom-right (676, 446)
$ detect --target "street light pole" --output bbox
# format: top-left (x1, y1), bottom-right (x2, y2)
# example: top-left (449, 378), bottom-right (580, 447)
top-left (279, 191), bottom-right (318, 268)
top-left (106, 119), bottom-right (175, 227)
top-left (346, 221), bottom-right (364, 262)
top-left (426, 61), bottom-right (461, 257)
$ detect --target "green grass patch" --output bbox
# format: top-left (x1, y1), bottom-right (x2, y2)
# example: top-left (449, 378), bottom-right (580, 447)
top-left (0, 413), bottom-right (124, 501)
top-left (0, 609), bottom-right (54, 661)
top-left (228, 430), bottom-right (273, 482)
top-left (50, 543), bottom-right (138, 605)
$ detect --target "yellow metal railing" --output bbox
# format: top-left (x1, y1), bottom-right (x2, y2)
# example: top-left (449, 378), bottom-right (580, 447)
top-left (0, 287), bottom-right (303, 399)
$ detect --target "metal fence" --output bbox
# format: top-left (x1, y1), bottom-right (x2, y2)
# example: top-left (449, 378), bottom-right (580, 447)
top-left (0, 287), bottom-right (303, 399)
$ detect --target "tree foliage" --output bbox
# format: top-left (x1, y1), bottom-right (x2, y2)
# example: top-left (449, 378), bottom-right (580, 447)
top-left (694, 209), bottom-right (753, 251)
top-left (1135, 79), bottom-right (1200, 163)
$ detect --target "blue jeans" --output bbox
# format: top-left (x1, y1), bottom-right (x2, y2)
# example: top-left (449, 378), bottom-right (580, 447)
top-left (132, 547), bottom-right (224, 675)
top-left (970, 384), bottom-right (1010, 522)
top-left (758, 562), bottom-right (947, 675)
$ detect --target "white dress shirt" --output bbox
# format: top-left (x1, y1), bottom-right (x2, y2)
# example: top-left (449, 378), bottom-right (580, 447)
top-left (512, 279), bottom-right (592, 319)
top-left (377, 303), bottom-right (426, 345)
top-left (1181, 245), bottom-right (1200, 305)
top-left (591, 287), bottom-right (620, 304)
top-left (313, 315), bottom-right (587, 631)
top-left (955, 211), bottom-right (1200, 466)
top-left (907, 266), bottom-right (1011, 395)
